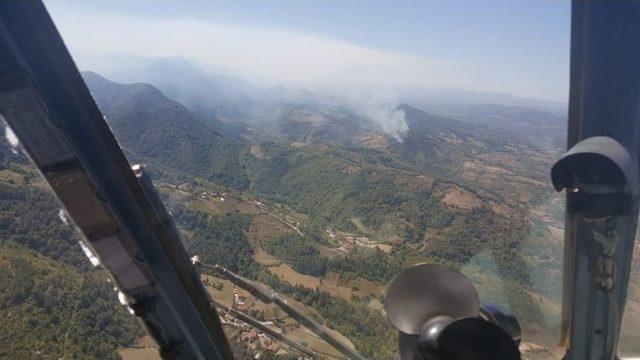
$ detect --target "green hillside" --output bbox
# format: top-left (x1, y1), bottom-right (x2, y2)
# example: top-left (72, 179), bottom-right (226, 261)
top-left (0, 140), bottom-right (143, 359)
top-left (82, 73), bottom-right (563, 296)
top-left (83, 71), bottom-right (250, 190)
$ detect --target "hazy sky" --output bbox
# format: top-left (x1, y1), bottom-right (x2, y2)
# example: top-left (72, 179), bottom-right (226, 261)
top-left (43, 0), bottom-right (570, 102)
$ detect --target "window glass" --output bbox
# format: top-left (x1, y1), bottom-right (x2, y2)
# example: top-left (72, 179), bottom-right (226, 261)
top-left (0, 1), bottom-right (579, 358)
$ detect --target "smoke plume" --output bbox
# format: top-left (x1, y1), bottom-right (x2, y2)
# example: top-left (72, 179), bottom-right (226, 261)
top-left (347, 90), bottom-right (408, 142)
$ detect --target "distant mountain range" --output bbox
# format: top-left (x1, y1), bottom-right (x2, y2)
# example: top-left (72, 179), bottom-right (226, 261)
top-left (396, 86), bottom-right (567, 114)
top-left (79, 54), bottom-right (567, 143)
top-left (82, 70), bottom-right (557, 226)
top-left (79, 54), bottom-right (341, 126)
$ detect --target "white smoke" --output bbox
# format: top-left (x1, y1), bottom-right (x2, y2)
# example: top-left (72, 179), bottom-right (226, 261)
top-left (361, 103), bottom-right (407, 142)
top-left (347, 90), bottom-right (408, 142)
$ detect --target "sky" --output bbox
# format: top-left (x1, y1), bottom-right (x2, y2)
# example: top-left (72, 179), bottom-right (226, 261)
top-left (43, 0), bottom-right (571, 102)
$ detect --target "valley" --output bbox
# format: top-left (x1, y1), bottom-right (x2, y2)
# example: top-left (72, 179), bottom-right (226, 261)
top-left (155, 168), bottom-right (564, 359)
top-left (5, 0), bottom-right (640, 357)
top-left (80, 64), bottom-right (575, 358)
top-left (0, 57), bottom-right (611, 359)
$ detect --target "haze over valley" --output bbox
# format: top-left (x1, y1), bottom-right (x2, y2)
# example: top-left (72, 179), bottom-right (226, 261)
top-left (11, 2), bottom-right (640, 359)
top-left (2, 52), bottom-right (585, 359)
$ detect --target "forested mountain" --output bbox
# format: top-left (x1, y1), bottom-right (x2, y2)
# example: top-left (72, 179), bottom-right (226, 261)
top-left (83, 55), bottom-right (264, 123)
top-left (1, 66), bottom-right (573, 359)
top-left (83, 71), bottom-right (250, 189)
top-left (83, 72), bottom-right (558, 254)
top-left (83, 72), bottom-right (562, 286)
top-left (87, 55), bottom-right (567, 147)
top-left (82, 55), bottom-right (342, 137)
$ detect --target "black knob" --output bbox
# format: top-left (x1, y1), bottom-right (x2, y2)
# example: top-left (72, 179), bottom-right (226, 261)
top-left (415, 317), bottom-right (521, 360)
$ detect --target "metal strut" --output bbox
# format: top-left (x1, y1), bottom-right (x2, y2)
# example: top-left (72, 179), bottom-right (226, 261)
top-left (558, 1), bottom-right (640, 359)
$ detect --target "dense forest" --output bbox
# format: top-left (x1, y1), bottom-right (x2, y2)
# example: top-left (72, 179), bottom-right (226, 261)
top-left (0, 249), bottom-right (142, 359)
top-left (171, 205), bottom-right (258, 276)
top-left (264, 233), bottom-right (402, 283)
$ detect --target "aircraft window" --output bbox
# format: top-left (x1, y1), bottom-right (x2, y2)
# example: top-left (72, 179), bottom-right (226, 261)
top-left (11, 1), bottom-right (632, 359)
